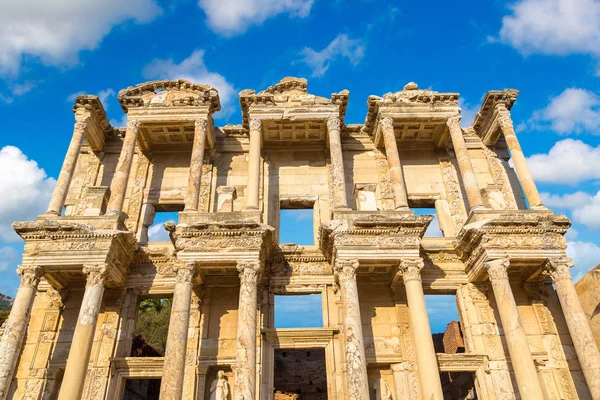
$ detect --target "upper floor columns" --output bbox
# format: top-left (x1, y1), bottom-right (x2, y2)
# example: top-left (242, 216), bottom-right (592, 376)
top-left (496, 104), bottom-right (544, 209)
top-left (446, 115), bottom-right (485, 211)
top-left (46, 96), bottom-right (110, 216)
top-left (107, 119), bottom-right (141, 215)
top-left (327, 116), bottom-right (349, 210)
top-left (380, 117), bottom-right (409, 210)
top-left (244, 119), bottom-right (262, 211)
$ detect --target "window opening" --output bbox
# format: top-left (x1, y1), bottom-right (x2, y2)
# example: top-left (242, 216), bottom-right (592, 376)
top-left (279, 208), bottom-right (314, 245)
top-left (424, 294), bottom-right (462, 354)
top-left (411, 208), bottom-right (443, 238)
top-left (274, 348), bottom-right (327, 400)
top-left (131, 296), bottom-right (172, 357)
top-left (274, 294), bottom-right (323, 328)
top-left (122, 378), bottom-right (161, 400)
top-left (147, 210), bottom-right (179, 243)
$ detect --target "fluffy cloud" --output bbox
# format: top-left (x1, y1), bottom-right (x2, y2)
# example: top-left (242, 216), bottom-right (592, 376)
top-left (198, 0), bottom-right (313, 36)
top-left (0, 246), bottom-right (19, 271)
top-left (299, 34), bottom-right (365, 77)
top-left (528, 88), bottom-right (600, 134)
top-left (527, 139), bottom-right (600, 184)
top-left (540, 190), bottom-right (600, 230)
top-left (0, 0), bottom-right (162, 75)
top-left (147, 223), bottom-right (170, 242)
top-left (567, 240), bottom-right (600, 281)
top-left (497, 0), bottom-right (600, 59)
top-left (142, 49), bottom-right (236, 116)
top-left (0, 146), bottom-right (55, 241)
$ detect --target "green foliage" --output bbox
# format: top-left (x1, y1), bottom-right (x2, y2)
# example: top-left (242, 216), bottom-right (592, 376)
top-left (0, 311), bottom-right (9, 327)
top-left (133, 298), bottom-right (172, 355)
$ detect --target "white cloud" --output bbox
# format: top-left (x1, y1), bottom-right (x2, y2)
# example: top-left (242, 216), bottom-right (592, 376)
top-left (0, 81), bottom-right (38, 103)
top-left (0, 0), bottom-right (162, 76)
top-left (459, 98), bottom-right (480, 128)
top-left (540, 190), bottom-right (600, 230)
top-left (540, 191), bottom-right (592, 209)
top-left (299, 34), bottom-right (365, 77)
top-left (0, 246), bottom-right (19, 271)
top-left (147, 223), bottom-right (171, 242)
top-left (0, 146), bottom-right (55, 241)
top-left (497, 0), bottom-right (600, 59)
top-left (528, 88), bottom-right (600, 134)
top-left (567, 240), bottom-right (600, 281)
top-left (142, 49), bottom-right (236, 116)
top-left (198, 0), bottom-right (313, 36)
top-left (527, 139), bottom-right (600, 184)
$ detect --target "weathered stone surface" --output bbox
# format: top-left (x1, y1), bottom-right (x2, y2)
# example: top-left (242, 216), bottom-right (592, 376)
top-left (3, 77), bottom-right (596, 400)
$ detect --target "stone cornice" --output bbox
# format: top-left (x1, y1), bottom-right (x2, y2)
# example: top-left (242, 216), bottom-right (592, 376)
top-left (472, 88), bottom-right (519, 145)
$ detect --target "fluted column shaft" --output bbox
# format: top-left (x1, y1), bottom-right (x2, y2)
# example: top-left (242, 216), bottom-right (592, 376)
top-left (0, 266), bottom-right (43, 400)
top-left (58, 265), bottom-right (108, 400)
top-left (446, 115), bottom-right (484, 211)
top-left (497, 107), bottom-right (543, 208)
top-left (184, 119), bottom-right (208, 211)
top-left (485, 259), bottom-right (544, 399)
top-left (399, 259), bottom-right (443, 399)
top-left (234, 261), bottom-right (260, 399)
top-left (46, 120), bottom-right (88, 215)
top-left (547, 258), bottom-right (600, 399)
top-left (245, 119), bottom-right (262, 211)
top-left (160, 263), bottom-right (197, 400)
top-left (327, 117), bottom-right (349, 209)
top-left (107, 119), bottom-right (140, 214)
top-left (334, 259), bottom-right (369, 400)
top-left (381, 117), bottom-right (409, 210)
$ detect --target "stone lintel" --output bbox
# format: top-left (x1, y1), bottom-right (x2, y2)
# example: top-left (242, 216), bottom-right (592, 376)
top-left (472, 88), bottom-right (519, 144)
top-left (73, 95), bottom-right (112, 151)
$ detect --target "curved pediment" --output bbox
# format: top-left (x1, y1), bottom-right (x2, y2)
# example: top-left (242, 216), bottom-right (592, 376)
top-left (118, 79), bottom-right (221, 113)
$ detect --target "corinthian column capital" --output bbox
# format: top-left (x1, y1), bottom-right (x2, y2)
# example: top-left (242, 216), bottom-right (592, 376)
top-left (334, 259), bottom-right (359, 282)
top-left (237, 260), bottom-right (261, 284)
top-left (446, 114), bottom-right (462, 129)
top-left (174, 262), bottom-right (197, 285)
top-left (73, 119), bottom-right (89, 134)
top-left (398, 259), bottom-right (424, 282)
top-left (380, 117), bottom-right (394, 131)
top-left (249, 118), bottom-right (262, 131)
top-left (16, 265), bottom-right (43, 288)
top-left (82, 264), bottom-right (108, 287)
top-left (545, 257), bottom-right (573, 283)
top-left (127, 119), bottom-right (141, 132)
top-left (327, 116), bottom-right (341, 131)
top-left (195, 117), bottom-right (208, 132)
top-left (485, 258), bottom-right (510, 281)
top-left (497, 114), bottom-right (514, 131)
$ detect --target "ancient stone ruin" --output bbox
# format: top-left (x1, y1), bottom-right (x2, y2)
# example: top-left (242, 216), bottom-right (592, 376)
top-left (0, 77), bottom-right (598, 399)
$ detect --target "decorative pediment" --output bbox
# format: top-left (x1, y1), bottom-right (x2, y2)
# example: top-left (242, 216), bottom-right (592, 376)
top-left (472, 88), bottom-right (519, 145)
top-left (239, 76), bottom-right (349, 129)
top-left (118, 79), bottom-right (221, 113)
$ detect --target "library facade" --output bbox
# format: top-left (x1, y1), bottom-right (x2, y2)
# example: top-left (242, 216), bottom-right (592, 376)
top-left (1, 77), bottom-right (599, 399)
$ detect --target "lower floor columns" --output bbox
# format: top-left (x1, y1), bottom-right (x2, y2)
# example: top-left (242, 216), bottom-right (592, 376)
top-left (485, 259), bottom-right (545, 399)
top-left (159, 263), bottom-right (198, 400)
top-left (334, 259), bottom-right (370, 400)
top-left (234, 260), bottom-right (261, 399)
top-left (0, 265), bottom-right (43, 400)
top-left (399, 259), bottom-right (444, 400)
top-left (58, 265), bottom-right (108, 400)
top-left (547, 258), bottom-right (600, 399)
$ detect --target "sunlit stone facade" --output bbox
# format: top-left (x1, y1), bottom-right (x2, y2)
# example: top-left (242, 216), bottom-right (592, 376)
top-left (1, 77), bottom-right (599, 399)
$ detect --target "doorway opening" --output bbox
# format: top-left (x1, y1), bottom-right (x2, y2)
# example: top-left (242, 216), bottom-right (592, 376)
top-left (122, 378), bottom-right (161, 399)
top-left (440, 371), bottom-right (478, 399)
top-left (273, 348), bottom-right (327, 400)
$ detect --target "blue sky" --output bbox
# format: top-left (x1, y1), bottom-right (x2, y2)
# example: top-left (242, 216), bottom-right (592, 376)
top-left (1, 0), bottom-right (600, 315)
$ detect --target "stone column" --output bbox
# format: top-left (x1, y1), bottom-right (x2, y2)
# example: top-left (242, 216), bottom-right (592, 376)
top-left (496, 108), bottom-right (543, 209)
top-left (546, 258), bottom-right (600, 399)
top-left (58, 265), bottom-right (108, 400)
top-left (0, 265), bottom-right (43, 400)
top-left (234, 260), bottom-right (260, 399)
top-left (160, 263), bottom-right (197, 400)
top-left (485, 259), bottom-right (544, 399)
top-left (46, 120), bottom-right (89, 215)
top-left (245, 119), bottom-right (262, 211)
top-left (327, 116), bottom-right (349, 210)
top-left (107, 119), bottom-right (140, 215)
top-left (381, 117), bottom-right (409, 210)
top-left (398, 259), bottom-right (444, 399)
top-left (446, 115), bottom-right (484, 211)
top-left (184, 118), bottom-right (208, 212)
top-left (334, 259), bottom-right (369, 400)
